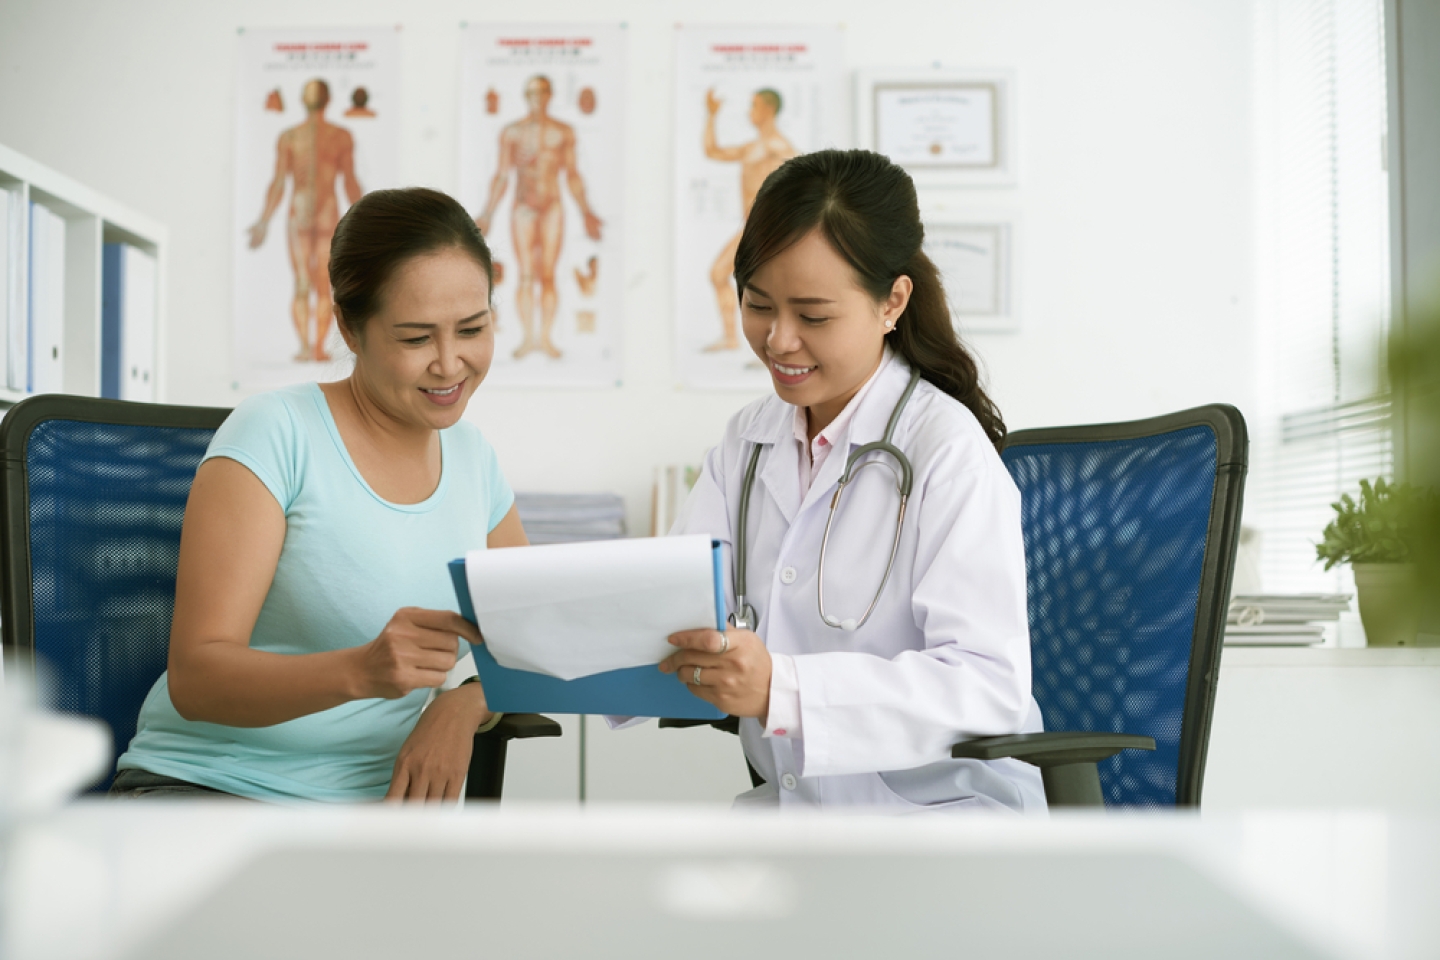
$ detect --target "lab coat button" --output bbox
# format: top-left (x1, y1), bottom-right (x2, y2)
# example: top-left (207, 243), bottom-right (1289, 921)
top-left (781, 773), bottom-right (798, 791)
top-left (779, 567), bottom-right (797, 584)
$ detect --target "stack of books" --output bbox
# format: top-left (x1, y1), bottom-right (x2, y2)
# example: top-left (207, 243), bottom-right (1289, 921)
top-left (514, 492), bottom-right (626, 545)
top-left (1223, 594), bottom-right (1352, 646)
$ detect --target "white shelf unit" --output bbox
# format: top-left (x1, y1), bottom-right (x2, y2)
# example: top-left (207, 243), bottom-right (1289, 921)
top-left (0, 141), bottom-right (166, 405)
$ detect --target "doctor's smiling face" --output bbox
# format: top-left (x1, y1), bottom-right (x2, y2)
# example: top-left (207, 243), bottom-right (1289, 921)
top-left (742, 228), bottom-right (911, 435)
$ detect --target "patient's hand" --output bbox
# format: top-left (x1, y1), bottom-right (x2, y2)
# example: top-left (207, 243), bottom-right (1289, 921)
top-left (386, 681), bottom-right (492, 803)
top-left (354, 608), bottom-right (482, 700)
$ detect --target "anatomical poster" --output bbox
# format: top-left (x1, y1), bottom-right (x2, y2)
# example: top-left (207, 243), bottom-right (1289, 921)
top-left (232, 26), bottom-right (400, 390)
top-left (459, 23), bottom-right (626, 388)
top-left (672, 24), bottom-right (844, 390)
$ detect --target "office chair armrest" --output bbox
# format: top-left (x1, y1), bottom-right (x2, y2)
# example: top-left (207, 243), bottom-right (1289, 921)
top-left (487, 713), bottom-right (564, 741)
top-left (658, 716), bottom-right (740, 735)
top-left (466, 714), bottom-right (563, 802)
top-left (951, 731), bottom-right (1155, 765)
top-left (658, 715), bottom-right (765, 789)
top-left (950, 731), bottom-right (1152, 805)
top-left (951, 732), bottom-right (1155, 808)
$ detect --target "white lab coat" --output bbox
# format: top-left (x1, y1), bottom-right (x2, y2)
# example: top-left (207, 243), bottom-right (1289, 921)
top-left (675, 357), bottom-right (1047, 813)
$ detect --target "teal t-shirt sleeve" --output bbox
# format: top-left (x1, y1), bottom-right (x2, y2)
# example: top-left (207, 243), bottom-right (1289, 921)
top-left (475, 430), bottom-right (514, 532)
top-left (202, 390), bottom-right (304, 513)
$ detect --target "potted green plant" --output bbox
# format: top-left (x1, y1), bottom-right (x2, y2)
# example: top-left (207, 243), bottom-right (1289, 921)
top-left (1316, 478), bottom-right (1433, 646)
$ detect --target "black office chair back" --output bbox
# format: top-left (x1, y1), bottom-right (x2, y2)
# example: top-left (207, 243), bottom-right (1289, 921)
top-left (1001, 405), bottom-right (1247, 807)
top-left (1, 396), bottom-right (230, 790)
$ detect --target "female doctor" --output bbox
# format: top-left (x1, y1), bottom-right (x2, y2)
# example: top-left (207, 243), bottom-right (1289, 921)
top-left (659, 149), bottom-right (1046, 812)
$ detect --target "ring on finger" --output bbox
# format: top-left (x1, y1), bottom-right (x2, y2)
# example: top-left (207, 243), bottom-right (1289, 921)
top-left (692, 665), bottom-right (703, 686)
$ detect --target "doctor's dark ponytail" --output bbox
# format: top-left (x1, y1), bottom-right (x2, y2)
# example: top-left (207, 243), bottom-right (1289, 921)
top-left (732, 149), bottom-right (1006, 450)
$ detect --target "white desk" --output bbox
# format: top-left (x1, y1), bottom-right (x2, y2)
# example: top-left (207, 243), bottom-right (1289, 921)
top-left (4, 803), bottom-right (1437, 960)
top-left (1207, 647), bottom-right (1440, 809)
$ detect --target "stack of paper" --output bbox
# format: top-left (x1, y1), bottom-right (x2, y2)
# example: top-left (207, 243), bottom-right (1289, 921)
top-left (515, 492), bottom-right (625, 544)
top-left (451, 534), bottom-right (727, 719)
top-left (464, 534), bottom-right (719, 680)
top-left (1224, 594), bottom-right (1352, 646)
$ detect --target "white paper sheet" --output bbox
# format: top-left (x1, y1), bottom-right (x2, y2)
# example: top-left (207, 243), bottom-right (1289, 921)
top-left (465, 534), bottom-right (718, 680)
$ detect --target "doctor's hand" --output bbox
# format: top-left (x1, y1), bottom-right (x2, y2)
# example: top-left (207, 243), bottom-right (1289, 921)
top-left (350, 607), bottom-right (482, 701)
top-left (660, 628), bottom-right (771, 719)
top-left (386, 681), bottom-right (492, 804)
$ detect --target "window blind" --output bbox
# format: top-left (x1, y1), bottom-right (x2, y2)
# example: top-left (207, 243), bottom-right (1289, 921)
top-left (1248, 0), bottom-right (1392, 612)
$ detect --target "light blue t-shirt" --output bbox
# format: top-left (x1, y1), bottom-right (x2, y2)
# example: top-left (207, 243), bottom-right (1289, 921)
top-left (118, 383), bottom-right (513, 802)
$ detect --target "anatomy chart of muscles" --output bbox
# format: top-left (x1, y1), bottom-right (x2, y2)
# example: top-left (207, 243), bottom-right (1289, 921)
top-left (672, 24), bottom-right (843, 389)
top-left (460, 23), bottom-right (626, 388)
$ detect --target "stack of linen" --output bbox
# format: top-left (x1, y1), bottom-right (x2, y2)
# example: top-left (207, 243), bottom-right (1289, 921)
top-left (514, 492), bottom-right (626, 545)
top-left (1223, 594), bottom-right (1352, 645)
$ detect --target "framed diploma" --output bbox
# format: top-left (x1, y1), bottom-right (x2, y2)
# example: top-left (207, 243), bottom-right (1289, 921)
top-left (857, 67), bottom-right (1016, 186)
top-left (924, 217), bottom-right (1017, 333)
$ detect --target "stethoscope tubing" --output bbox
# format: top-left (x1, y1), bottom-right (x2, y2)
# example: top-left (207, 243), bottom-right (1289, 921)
top-left (732, 369), bottom-right (922, 634)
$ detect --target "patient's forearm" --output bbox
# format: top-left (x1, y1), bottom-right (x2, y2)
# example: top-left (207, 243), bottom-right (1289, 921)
top-left (167, 639), bottom-right (364, 728)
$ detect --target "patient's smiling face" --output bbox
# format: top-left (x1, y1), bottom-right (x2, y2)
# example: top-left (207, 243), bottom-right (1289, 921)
top-left (342, 247), bottom-right (495, 433)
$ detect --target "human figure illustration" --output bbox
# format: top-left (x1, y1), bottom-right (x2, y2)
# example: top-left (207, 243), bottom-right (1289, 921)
top-left (475, 75), bottom-right (602, 360)
top-left (703, 87), bottom-right (797, 351)
top-left (345, 87), bottom-right (376, 118)
top-left (247, 78), bottom-right (362, 362)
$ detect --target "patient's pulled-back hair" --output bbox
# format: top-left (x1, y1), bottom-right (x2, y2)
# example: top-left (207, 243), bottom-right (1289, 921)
top-left (329, 187), bottom-right (493, 334)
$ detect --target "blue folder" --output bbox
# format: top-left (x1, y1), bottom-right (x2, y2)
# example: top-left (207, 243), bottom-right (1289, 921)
top-left (447, 542), bottom-right (727, 720)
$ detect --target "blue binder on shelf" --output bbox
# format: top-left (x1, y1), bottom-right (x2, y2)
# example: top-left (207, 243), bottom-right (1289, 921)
top-left (447, 542), bottom-right (727, 720)
top-left (100, 242), bottom-right (124, 400)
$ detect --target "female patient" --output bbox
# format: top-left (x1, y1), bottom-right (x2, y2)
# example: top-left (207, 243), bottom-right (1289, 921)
top-left (113, 188), bottom-right (523, 802)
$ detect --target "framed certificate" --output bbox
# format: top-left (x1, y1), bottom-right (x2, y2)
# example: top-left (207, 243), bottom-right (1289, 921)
top-left (858, 67), bottom-right (1016, 186)
top-left (924, 217), bottom-right (1017, 333)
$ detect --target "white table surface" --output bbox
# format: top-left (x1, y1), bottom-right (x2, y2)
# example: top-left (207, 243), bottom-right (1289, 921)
top-left (4, 802), bottom-right (1436, 960)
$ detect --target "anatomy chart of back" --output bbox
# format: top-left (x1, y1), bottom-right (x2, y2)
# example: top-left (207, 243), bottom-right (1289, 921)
top-left (232, 26), bottom-right (400, 391)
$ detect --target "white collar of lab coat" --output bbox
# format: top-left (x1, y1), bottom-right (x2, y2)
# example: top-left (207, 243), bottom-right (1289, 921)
top-left (739, 349), bottom-right (916, 522)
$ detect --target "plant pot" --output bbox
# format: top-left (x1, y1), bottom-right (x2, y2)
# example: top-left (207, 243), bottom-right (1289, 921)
top-left (1352, 563), bottom-right (1423, 647)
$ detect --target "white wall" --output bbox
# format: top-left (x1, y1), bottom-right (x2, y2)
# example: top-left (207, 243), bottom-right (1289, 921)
top-left (0, 0), bottom-right (1258, 803)
top-left (0, 0), bottom-right (1256, 525)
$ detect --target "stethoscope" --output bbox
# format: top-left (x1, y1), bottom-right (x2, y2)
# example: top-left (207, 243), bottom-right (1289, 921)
top-left (731, 369), bottom-right (922, 633)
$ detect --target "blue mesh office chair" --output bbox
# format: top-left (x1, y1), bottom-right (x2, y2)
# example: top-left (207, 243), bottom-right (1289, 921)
top-left (953, 404), bottom-right (1248, 807)
top-left (0, 395), bottom-right (557, 799)
top-left (665, 404), bottom-right (1247, 809)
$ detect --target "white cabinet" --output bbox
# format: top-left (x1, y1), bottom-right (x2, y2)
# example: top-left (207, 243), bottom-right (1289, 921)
top-left (1205, 647), bottom-right (1440, 808)
top-left (0, 141), bottom-right (166, 404)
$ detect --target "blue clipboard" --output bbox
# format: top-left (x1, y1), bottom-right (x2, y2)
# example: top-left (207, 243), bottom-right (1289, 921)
top-left (447, 541), bottom-right (727, 720)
